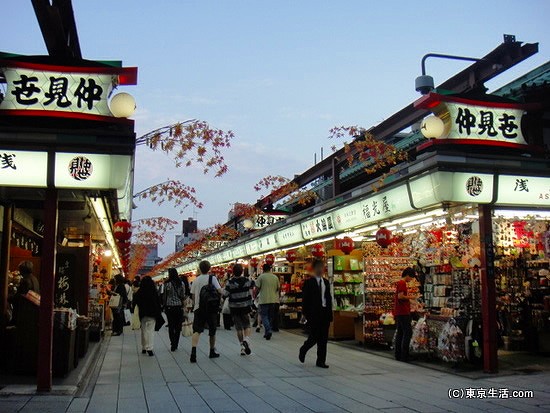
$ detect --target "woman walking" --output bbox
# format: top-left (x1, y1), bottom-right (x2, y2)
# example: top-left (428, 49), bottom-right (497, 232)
top-left (133, 276), bottom-right (162, 356)
top-left (111, 274), bottom-right (128, 336)
top-left (163, 268), bottom-right (186, 351)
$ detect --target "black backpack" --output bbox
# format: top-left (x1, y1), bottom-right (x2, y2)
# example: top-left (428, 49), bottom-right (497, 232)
top-left (199, 275), bottom-right (221, 313)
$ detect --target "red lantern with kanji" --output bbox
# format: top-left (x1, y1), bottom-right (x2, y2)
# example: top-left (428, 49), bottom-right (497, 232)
top-left (265, 254), bottom-right (275, 266)
top-left (113, 220), bottom-right (132, 241)
top-left (339, 236), bottom-right (355, 255)
top-left (249, 257), bottom-right (259, 268)
top-left (311, 243), bottom-right (325, 258)
top-left (376, 228), bottom-right (393, 248)
top-left (285, 249), bottom-right (297, 263)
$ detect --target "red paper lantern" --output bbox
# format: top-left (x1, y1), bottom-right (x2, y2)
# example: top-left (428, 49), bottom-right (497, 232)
top-left (113, 220), bottom-right (132, 241)
top-left (285, 249), bottom-right (297, 263)
top-left (249, 257), bottom-right (259, 268)
top-left (339, 237), bottom-right (355, 255)
top-left (375, 228), bottom-right (393, 248)
top-left (311, 243), bottom-right (325, 258)
top-left (265, 254), bottom-right (275, 266)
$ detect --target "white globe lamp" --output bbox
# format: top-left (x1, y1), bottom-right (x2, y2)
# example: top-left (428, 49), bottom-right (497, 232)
top-left (243, 219), bottom-right (254, 229)
top-left (420, 115), bottom-right (445, 139)
top-left (110, 92), bottom-right (136, 118)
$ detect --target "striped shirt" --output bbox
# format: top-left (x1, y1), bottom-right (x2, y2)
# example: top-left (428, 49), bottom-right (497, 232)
top-left (225, 277), bottom-right (253, 309)
top-left (163, 280), bottom-right (185, 307)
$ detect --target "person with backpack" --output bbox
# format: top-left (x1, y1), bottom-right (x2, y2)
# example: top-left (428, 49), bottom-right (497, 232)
top-left (224, 264), bottom-right (254, 356)
top-left (189, 260), bottom-right (222, 363)
top-left (163, 268), bottom-right (187, 351)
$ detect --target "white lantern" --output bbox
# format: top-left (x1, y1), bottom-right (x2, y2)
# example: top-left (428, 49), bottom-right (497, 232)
top-left (243, 219), bottom-right (254, 229)
top-left (109, 92), bottom-right (136, 118)
top-left (420, 115), bottom-right (445, 139)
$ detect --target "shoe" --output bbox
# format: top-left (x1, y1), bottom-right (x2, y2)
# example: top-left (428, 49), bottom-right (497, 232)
top-left (240, 345), bottom-right (246, 356)
top-left (112, 332), bottom-right (122, 336)
top-left (299, 348), bottom-right (306, 363)
top-left (190, 354), bottom-right (197, 363)
top-left (264, 333), bottom-right (272, 341)
top-left (242, 340), bottom-right (251, 355)
top-left (147, 351), bottom-right (154, 357)
top-left (316, 363), bottom-right (329, 369)
top-left (256, 327), bottom-right (261, 333)
top-left (142, 350), bottom-right (147, 355)
top-left (209, 350), bottom-right (220, 359)
top-left (170, 345), bottom-right (177, 352)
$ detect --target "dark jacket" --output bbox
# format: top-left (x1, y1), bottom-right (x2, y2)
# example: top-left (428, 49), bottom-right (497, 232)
top-left (114, 284), bottom-right (128, 306)
top-left (302, 276), bottom-right (333, 324)
top-left (133, 287), bottom-right (162, 319)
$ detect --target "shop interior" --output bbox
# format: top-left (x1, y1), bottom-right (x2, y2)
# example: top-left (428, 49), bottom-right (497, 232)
top-left (0, 188), bottom-right (122, 378)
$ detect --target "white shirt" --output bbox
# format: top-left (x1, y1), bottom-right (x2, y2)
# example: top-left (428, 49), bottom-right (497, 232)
top-left (316, 276), bottom-right (327, 307)
top-left (190, 273), bottom-right (221, 311)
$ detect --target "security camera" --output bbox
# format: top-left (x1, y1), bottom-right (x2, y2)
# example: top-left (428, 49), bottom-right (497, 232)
top-left (415, 75), bottom-right (435, 94)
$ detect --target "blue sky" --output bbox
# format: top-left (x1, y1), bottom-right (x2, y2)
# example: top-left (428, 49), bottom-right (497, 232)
top-left (4, 1), bottom-right (550, 257)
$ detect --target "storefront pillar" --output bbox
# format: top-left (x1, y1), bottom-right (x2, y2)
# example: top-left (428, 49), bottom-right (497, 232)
top-left (478, 204), bottom-right (498, 373)
top-left (37, 186), bottom-right (58, 392)
top-left (0, 204), bottom-right (12, 327)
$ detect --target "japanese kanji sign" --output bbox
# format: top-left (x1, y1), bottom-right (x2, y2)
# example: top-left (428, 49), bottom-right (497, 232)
top-left (55, 254), bottom-right (76, 309)
top-left (414, 93), bottom-right (532, 146)
top-left (497, 175), bottom-right (550, 206)
top-left (301, 212), bottom-right (337, 239)
top-left (0, 149), bottom-right (48, 187)
top-left (1, 67), bottom-right (115, 117)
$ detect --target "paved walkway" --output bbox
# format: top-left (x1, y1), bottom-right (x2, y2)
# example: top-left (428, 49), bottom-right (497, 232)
top-left (1, 326), bottom-right (550, 412)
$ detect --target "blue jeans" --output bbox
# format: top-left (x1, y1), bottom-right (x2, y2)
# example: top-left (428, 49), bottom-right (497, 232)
top-left (259, 304), bottom-right (276, 335)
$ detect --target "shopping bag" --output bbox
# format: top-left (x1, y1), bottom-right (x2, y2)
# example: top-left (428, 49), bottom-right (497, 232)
top-left (108, 293), bottom-right (121, 309)
top-left (222, 298), bottom-right (231, 315)
top-left (131, 305), bottom-right (141, 330)
top-left (154, 313), bottom-right (165, 331)
top-left (181, 321), bottom-right (193, 337)
top-left (124, 308), bottom-right (132, 324)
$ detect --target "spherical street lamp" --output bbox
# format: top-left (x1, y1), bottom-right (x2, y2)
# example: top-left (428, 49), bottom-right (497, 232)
top-left (110, 92), bottom-right (136, 118)
top-left (420, 115), bottom-right (445, 139)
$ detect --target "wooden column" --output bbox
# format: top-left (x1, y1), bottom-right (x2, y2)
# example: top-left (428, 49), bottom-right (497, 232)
top-left (0, 204), bottom-right (13, 327)
top-left (478, 204), bottom-right (498, 373)
top-left (37, 152), bottom-right (58, 392)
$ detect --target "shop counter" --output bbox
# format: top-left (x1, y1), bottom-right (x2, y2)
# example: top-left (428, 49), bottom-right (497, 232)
top-left (329, 311), bottom-right (357, 340)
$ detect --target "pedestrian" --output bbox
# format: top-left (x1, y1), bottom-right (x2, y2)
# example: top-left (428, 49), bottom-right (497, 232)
top-left (16, 261), bottom-right (39, 295)
top-left (394, 267), bottom-right (417, 362)
top-left (224, 264), bottom-right (254, 356)
top-left (299, 259), bottom-right (333, 368)
top-left (133, 276), bottom-right (162, 356)
top-left (163, 268), bottom-right (186, 351)
top-left (111, 274), bottom-right (128, 336)
top-left (255, 263), bottom-right (280, 340)
top-left (189, 260), bottom-right (222, 363)
top-left (132, 275), bottom-right (141, 294)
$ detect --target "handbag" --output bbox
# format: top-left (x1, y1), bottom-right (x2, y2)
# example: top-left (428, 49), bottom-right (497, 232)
top-left (222, 298), bottom-right (231, 315)
top-left (131, 305), bottom-right (141, 330)
top-left (124, 308), bottom-right (132, 324)
top-left (108, 293), bottom-right (121, 309)
top-left (154, 313), bottom-right (165, 331)
top-left (181, 321), bottom-right (193, 337)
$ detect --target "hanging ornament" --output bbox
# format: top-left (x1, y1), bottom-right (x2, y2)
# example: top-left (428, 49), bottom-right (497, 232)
top-left (376, 227), bottom-right (393, 248)
top-left (249, 257), bottom-right (259, 268)
top-left (285, 249), bottom-right (298, 263)
top-left (338, 237), bottom-right (355, 255)
top-left (113, 220), bottom-right (132, 241)
top-left (264, 254), bottom-right (275, 266)
top-left (311, 243), bottom-right (325, 258)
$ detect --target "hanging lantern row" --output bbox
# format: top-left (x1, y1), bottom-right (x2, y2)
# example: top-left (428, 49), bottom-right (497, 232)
top-left (311, 243), bottom-right (325, 258)
top-left (338, 236), bottom-right (355, 255)
top-left (264, 254), bottom-right (275, 266)
top-left (249, 257), bottom-right (259, 268)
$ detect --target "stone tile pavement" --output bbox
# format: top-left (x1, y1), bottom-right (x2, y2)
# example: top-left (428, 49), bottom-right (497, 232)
top-left (1, 326), bottom-right (549, 412)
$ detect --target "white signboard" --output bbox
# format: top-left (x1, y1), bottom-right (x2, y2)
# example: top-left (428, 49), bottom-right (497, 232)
top-left (245, 240), bottom-right (260, 255)
top-left (221, 249), bottom-right (234, 262)
top-left (497, 175), bottom-right (550, 206)
top-left (275, 224), bottom-right (304, 247)
top-left (333, 185), bottom-right (412, 231)
top-left (0, 150), bottom-right (47, 187)
top-left (55, 153), bottom-right (131, 190)
top-left (443, 102), bottom-right (527, 145)
top-left (1, 67), bottom-right (114, 117)
top-left (233, 244), bottom-right (247, 258)
top-left (257, 233), bottom-right (279, 252)
top-left (409, 171), bottom-right (494, 208)
top-left (301, 212), bottom-right (337, 239)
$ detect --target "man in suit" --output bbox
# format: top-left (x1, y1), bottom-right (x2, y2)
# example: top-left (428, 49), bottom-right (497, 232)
top-left (299, 259), bottom-right (333, 368)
